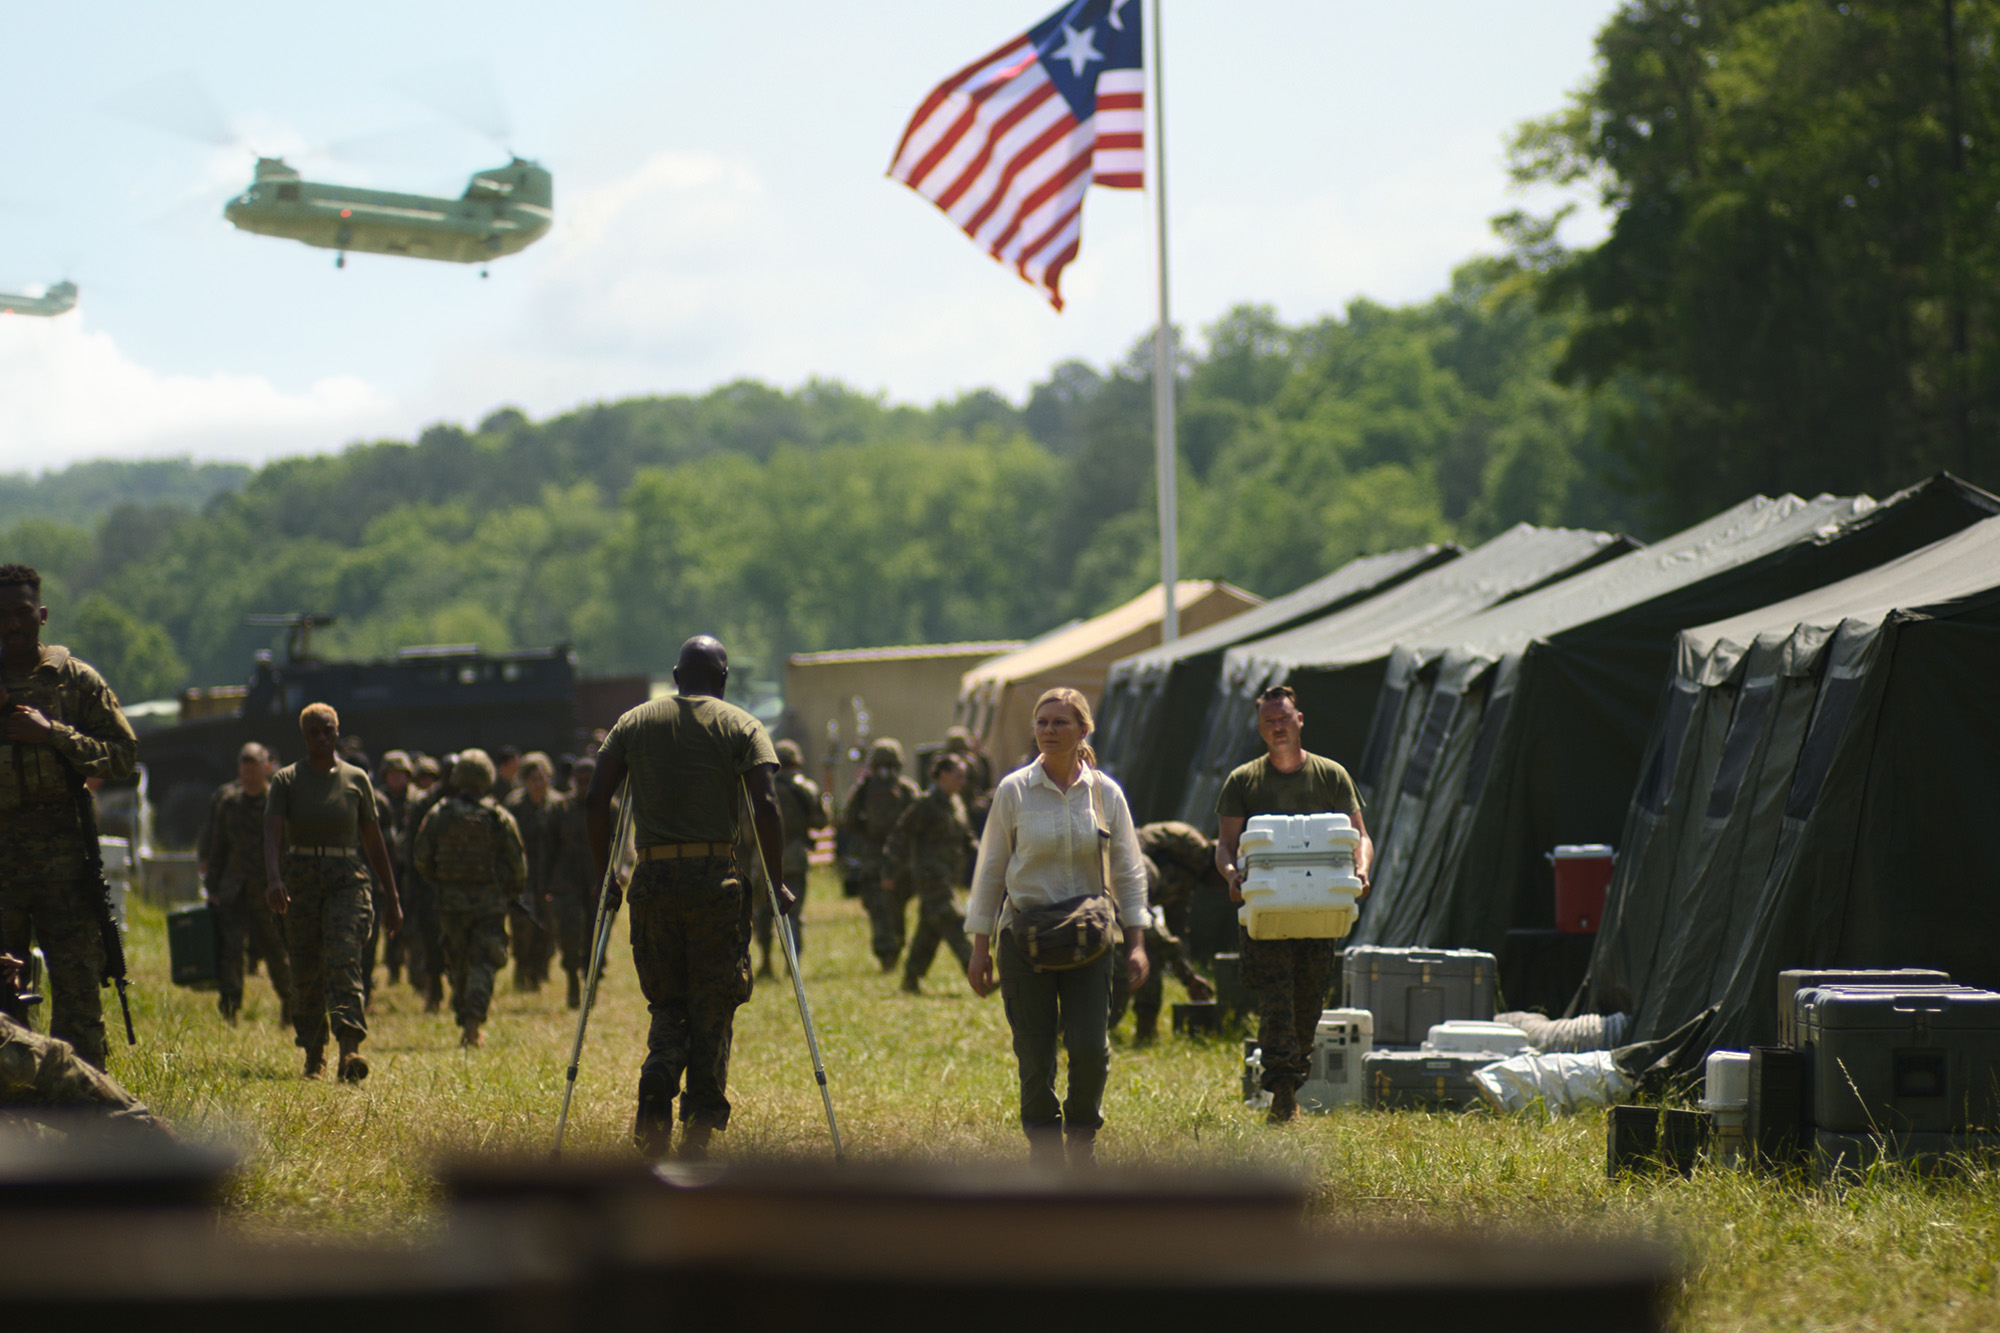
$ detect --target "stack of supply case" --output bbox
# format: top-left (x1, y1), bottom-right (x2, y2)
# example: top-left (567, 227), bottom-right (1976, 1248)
top-left (1236, 813), bottom-right (1362, 941)
top-left (1343, 946), bottom-right (1498, 1046)
top-left (1774, 968), bottom-right (1952, 1047)
top-left (1298, 1008), bottom-right (1373, 1112)
top-left (1363, 1049), bottom-right (1494, 1111)
top-left (1796, 984), bottom-right (2000, 1177)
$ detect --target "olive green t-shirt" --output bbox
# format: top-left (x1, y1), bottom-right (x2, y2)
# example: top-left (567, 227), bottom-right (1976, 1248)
top-left (600, 695), bottom-right (778, 847)
top-left (268, 759), bottom-right (380, 850)
top-left (1216, 751), bottom-right (1363, 821)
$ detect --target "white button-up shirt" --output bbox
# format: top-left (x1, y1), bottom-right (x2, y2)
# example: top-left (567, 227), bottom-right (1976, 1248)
top-left (965, 759), bottom-right (1150, 936)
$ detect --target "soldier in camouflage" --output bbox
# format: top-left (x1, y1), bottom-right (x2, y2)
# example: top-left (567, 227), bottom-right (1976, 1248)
top-left (588, 636), bottom-right (788, 1161)
top-left (1109, 825), bottom-right (1220, 1043)
top-left (0, 564), bottom-right (137, 1070)
top-left (543, 754), bottom-right (602, 1009)
top-left (504, 752), bottom-right (559, 993)
top-left (0, 954), bottom-right (166, 1135)
top-left (752, 739), bottom-right (827, 977)
top-left (841, 739), bottom-right (920, 971)
top-left (376, 751), bottom-right (418, 986)
top-left (198, 742), bottom-right (292, 1024)
top-left (882, 752), bottom-right (975, 995)
top-left (400, 755), bottom-right (454, 1013)
top-left (414, 749), bottom-right (527, 1048)
top-left (265, 703), bottom-right (402, 1083)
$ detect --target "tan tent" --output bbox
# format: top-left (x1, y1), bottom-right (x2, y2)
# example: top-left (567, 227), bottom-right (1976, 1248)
top-left (787, 642), bottom-right (1022, 799)
top-left (959, 581), bottom-right (1262, 769)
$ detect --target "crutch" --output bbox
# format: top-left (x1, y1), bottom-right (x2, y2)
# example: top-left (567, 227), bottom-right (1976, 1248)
top-left (551, 788), bottom-right (633, 1158)
top-left (743, 777), bottom-right (844, 1161)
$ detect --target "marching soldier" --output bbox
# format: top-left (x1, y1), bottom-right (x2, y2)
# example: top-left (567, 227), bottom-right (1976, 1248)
top-left (414, 750), bottom-right (527, 1048)
top-left (198, 742), bottom-right (292, 1024)
top-left (0, 564), bottom-right (137, 1069)
top-left (882, 752), bottom-right (976, 995)
top-left (753, 740), bottom-right (828, 976)
top-left (504, 753), bottom-right (560, 992)
top-left (841, 740), bottom-right (920, 972)
top-left (264, 703), bottom-right (402, 1082)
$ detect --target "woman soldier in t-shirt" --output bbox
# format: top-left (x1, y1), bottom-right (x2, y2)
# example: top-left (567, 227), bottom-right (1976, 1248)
top-left (264, 703), bottom-right (403, 1081)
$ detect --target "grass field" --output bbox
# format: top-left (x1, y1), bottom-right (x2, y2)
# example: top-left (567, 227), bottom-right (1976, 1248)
top-left (101, 873), bottom-right (2000, 1331)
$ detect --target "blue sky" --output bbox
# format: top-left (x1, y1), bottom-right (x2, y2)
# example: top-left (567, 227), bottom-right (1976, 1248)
top-left (0, 1), bottom-right (1619, 469)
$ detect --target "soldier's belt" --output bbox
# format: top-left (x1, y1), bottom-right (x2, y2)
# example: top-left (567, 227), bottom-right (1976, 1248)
top-left (637, 841), bottom-right (735, 862)
top-left (287, 845), bottom-right (359, 858)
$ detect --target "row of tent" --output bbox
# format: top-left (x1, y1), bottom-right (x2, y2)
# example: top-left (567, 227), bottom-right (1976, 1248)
top-left (1089, 474), bottom-right (2000, 1056)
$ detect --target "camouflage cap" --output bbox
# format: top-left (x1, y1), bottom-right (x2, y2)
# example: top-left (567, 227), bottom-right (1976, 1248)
top-left (775, 739), bottom-right (804, 766)
top-left (451, 748), bottom-right (496, 794)
top-left (868, 738), bottom-right (905, 769)
top-left (380, 749), bottom-right (414, 775)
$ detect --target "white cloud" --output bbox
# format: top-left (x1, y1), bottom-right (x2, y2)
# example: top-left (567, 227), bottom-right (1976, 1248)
top-left (0, 315), bottom-right (396, 469)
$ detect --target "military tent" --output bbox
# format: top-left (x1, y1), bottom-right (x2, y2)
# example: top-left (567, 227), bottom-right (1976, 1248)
top-left (1174, 524), bottom-right (1632, 831)
top-left (1095, 544), bottom-right (1461, 823)
top-left (1351, 477), bottom-right (1999, 960)
top-left (958, 581), bottom-right (1261, 770)
top-left (1586, 490), bottom-right (2000, 1052)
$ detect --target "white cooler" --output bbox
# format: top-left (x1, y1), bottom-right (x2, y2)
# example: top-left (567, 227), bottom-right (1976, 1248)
top-left (1422, 1020), bottom-right (1533, 1056)
top-left (1237, 813), bottom-right (1363, 940)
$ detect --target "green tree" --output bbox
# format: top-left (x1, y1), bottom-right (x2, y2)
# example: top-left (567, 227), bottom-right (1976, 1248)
top-left (63, 595), bottom-right (188, 702)
top-left (1513, 0), bottom-right (2000, 527)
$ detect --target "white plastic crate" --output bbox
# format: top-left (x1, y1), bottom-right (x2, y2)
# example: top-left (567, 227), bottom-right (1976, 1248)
top-left (1422, 1020), bottom-right (1532, 1056)
top-left (1237, 813), bottom-right (1363, 941)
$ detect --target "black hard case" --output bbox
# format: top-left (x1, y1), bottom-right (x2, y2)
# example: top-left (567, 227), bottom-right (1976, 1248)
top-left (167, 903), bottom-right (220, 988)
top-left (1362, 1049), bottom-right (1492, 1112)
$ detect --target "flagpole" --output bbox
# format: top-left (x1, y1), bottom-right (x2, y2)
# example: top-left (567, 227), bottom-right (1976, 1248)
top-left (1146, 0), bottom-right (1178, 643)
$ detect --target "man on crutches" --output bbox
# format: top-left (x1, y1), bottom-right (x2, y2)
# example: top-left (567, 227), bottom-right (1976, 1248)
top-left (584, 635), bottom-right (795, 1161)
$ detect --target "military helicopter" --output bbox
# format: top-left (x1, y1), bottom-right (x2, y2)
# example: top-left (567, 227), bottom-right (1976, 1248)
top-left (224, 155), bottom-right (552, 271)
top-left (0, 280), bottom-right (77, 317)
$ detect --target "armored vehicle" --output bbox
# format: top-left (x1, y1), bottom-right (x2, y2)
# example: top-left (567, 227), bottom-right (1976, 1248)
top-left (139, 625), bottom-right (642, 847)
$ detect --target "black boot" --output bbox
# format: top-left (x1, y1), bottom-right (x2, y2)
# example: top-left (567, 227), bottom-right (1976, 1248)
top-left (634, 1076), bottom-right (675, 1160)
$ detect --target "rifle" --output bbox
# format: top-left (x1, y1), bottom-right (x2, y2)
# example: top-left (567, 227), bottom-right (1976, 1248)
top-left (63, 765), bottom-right (136, 1046)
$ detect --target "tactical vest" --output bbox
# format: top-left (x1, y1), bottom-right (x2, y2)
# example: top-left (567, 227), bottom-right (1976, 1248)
top-left (432, 799), bottom-right (505, 883)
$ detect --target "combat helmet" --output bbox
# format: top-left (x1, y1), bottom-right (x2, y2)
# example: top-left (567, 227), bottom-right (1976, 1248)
top-left (775, 739), bottom-right (805, 767)
top-left (867, 739), bottom-right (905, 770)
top-left (452, 748), bottom-right (496, 795)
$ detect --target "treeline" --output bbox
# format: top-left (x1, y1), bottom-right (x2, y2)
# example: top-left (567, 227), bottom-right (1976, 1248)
top-left (4, 256), bottom-right (1634, 700)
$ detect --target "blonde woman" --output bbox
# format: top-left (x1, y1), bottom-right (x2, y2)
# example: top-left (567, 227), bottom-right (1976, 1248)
top-left (966, 688), bottom-right (1150, 1166)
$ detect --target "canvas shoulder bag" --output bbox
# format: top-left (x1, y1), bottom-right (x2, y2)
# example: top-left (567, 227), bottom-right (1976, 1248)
top-left (1008, 766), bottom-right (1120, 972)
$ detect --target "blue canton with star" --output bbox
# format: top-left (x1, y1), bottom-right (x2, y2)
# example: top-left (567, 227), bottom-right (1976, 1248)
top-left (1028, 0), bottom-right (1143, 122)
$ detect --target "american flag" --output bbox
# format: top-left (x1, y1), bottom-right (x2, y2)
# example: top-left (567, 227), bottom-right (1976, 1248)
top-left (889, 0), bottom-right (1145, 311)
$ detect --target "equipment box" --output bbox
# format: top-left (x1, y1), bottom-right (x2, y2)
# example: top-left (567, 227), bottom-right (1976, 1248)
top-left (1749, 1045), bottom-right (1807, 1166)
top-left (1363, 1049), bottom-right (1494, 1112)
top-left (1776, 968), bottom-right (1951, 1047)
top-left (167, 903), bottom-right (219, 989)
top-left (1343, 946), bottom-right (1497, 1046)
top-left (1812, 1128), bottom-right (2000, 1181)
top-left (1237, 813), bottom-right (1362, 941)
top-left (1798, 985), bottom-right (2000, 1134)
top-left (1299, 1008), bottom-right (1372, 1112)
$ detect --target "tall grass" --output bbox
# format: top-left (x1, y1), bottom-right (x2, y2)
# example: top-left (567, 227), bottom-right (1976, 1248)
top-left (109, 873), bottom-right (2000, 1328)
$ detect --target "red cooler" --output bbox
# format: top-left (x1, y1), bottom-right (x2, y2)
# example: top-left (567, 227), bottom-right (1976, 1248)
top-left (1551, 844), bottom-right (1614, 934)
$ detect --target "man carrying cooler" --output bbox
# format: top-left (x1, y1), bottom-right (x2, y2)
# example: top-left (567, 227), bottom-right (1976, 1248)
top-left (1215, 685), bottom-right (1372, 1123)
top-left (587, 636), bottom-right (789, 1161)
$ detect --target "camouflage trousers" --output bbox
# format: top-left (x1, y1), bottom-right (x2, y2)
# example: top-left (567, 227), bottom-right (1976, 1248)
top-left (403, 876), bottom-right (445, 1001)
top-left (0, 874), bottom-right (105, 1070)
top-left (441, 908), bottom-right (510, 1027)
top-left (1240, 931), bottom-right (1338, 1092)
top-left (902, 875), bottom-right (971, 983)
top-left (751, 868), bottom-right (808, 962)
top-left (552, 892), bottom-right (593, 979)
top-left (511, 895), bottom-right (554, 988)
top-left (280, 855), bottom-right (375, 1052)
top-left (0, 1013), bottom-right (161, 1134)
top-left (628, 856), bottom-right (752, 1131)
top-left (864, 877), bottom-right (910, 967)
top-left (213, 880), bottom-right (291, 1019)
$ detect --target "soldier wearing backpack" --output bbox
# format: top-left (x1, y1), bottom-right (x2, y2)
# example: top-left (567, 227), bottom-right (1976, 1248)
top-left (413, 749), bottom-right (528, 1049)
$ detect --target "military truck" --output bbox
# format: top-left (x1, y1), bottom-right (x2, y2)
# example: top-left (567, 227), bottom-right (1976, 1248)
top-left (138, 618), bottom-right (646, 847)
